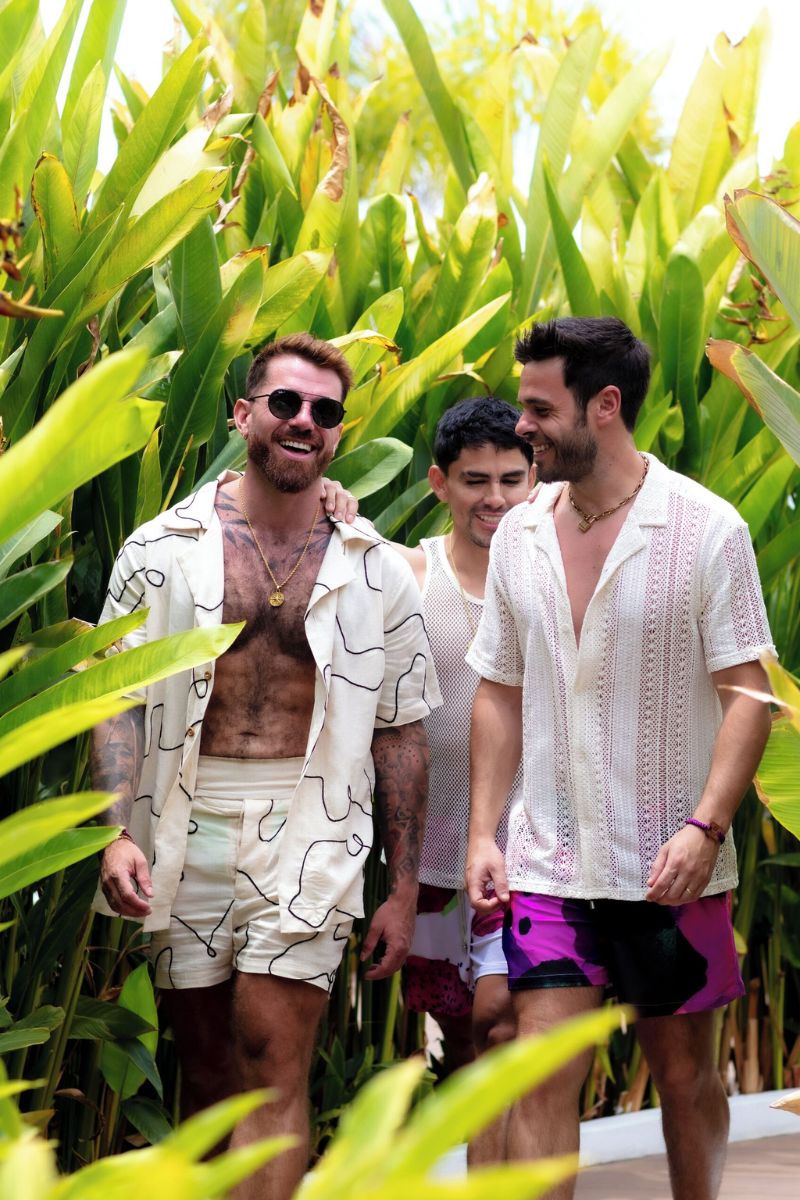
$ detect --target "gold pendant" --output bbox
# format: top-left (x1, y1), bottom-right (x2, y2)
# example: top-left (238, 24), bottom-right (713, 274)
top-left (269, 590), bottom-right (285, 607)
top-left (577, 516), bottom-right (593, 533)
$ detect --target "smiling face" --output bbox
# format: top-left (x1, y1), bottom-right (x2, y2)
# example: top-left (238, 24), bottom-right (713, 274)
top-left (515, 358), bottom-right (598, 484)
top-left (430, 444), bottom-right (532, 549)
top-left (234, 354), bottom-right (344, 494)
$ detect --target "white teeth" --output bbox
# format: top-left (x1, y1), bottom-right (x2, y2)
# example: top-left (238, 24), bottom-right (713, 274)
top-left (280, 440), bottom-right (313, 453)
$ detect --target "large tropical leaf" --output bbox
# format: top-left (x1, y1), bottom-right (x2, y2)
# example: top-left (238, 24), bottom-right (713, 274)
top-left (0, 624), bottom-right (244, 737)
top-left (351, 294), bottom-right (508, 444)
top-left (382, 0), bottom-right (475, 195)
top-left (0, 792), bottom-right (114, 870)
top-left (706, 340), bottom-right (800, 467)
top-left (0, 610), bottom-right (145, 712)
top-left (160, 256), bottom-right (264, 487)
top-left (326, 439), bottom-right (413, 499)
top-left (0, 349), bottom-right (160, 545)
top-left (724, 189), bottom-right (800, 332)
top-left (0, 0), bottom-right (82, 215)
top-left (89, 37), bottom-right (211, 226)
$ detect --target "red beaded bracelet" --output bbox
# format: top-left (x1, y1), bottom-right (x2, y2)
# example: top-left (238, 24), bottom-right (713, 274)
top-left (685, 817), bottom-right (725, 844)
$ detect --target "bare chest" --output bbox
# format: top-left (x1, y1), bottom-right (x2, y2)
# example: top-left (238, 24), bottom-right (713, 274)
top-left (554, 504), bottom-right (630, 646)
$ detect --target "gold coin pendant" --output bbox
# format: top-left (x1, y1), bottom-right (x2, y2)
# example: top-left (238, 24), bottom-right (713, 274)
top-left (269, 590), bottom-right (285, 608)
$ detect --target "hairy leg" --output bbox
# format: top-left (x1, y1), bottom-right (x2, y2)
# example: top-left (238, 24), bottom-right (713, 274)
top-left (507, 985), bottom-right (602, 1200)
top-left (162, 980), bottom-right (235, 1119)
top-left (637, 1012), bottom-right (729, 1200)
top-left (229, 972), bottom-right (329, 1200)
top-left (468, 973), bottom-right (516, 1165)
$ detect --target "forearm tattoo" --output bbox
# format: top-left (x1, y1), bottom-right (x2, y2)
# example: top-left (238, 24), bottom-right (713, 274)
top-left (371, 720), bottom-right (429, 890)
top-left (90, 707), bottom-right (145, 826)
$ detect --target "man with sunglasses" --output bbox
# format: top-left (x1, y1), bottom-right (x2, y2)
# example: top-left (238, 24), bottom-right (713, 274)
top-left (91, 332), bottom-right (440, 1200)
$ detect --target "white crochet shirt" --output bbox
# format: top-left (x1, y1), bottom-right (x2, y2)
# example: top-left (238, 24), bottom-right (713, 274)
top-left (418, 536), bottom-right (522, 889)
top-left (467, 454), bottom-right (775, 900)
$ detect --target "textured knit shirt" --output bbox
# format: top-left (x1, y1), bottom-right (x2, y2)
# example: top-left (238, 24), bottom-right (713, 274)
top-left (93, 472), bottom-right (441, 934)
top-left (418, 537), bottom-right (522, 888)
top-left (467, 454), bottom-right (775, 901)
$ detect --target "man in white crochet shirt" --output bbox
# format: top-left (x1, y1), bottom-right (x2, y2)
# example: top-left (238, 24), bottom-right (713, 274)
top-left (391, 397), bottom-right (533, 1163)
top-left (466, 316), bottom-right (775, 1200)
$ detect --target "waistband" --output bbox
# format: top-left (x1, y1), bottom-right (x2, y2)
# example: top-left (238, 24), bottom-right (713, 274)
top-left (195, 755), bottom-right (304, 800)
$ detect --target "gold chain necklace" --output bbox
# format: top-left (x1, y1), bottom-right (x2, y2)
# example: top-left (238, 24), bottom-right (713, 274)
top-left (567, 455), bottom-right (649, 533)
top-left (238, 490), bottom-right (319, 608)
top-left (445, 534), bottom-right (479, 648)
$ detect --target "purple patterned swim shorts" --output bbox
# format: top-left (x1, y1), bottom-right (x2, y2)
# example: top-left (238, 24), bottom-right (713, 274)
top-left (503, 891), bottom-right (744, 1017)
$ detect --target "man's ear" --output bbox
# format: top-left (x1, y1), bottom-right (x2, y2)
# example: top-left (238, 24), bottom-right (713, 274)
top-left (233, 397), bottom-right (251, 437)
top-left (592, 385), bottom-right (622, 427)
top-left (428, 463), bottom-right (448, 502)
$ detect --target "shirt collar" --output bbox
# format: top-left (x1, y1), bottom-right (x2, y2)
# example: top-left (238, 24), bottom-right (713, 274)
top-left (521, 452), bottom-right (669, 530)
top-left (161, 471), bottom-right (386, 544)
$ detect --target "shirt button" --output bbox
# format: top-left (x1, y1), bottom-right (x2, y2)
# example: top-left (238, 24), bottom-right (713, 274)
top-left (186, 728), bottom-right (195, 738)
top-left (203, 670), bottom-right (211, 680)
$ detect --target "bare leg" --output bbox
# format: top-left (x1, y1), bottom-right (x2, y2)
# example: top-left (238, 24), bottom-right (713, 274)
top-left (468, 973), bottom-right (516, 1165)
top-left (507, 985), bottom-right (603, 1200)
top-left (230, 972), bottom-right (329, 1200)
top-left (162, 980), bottom-right (235, 1118)
top-left (434, 1011), bottom-right (476, 1074)
top-left (638, 1012), bottom-right (729, 1200)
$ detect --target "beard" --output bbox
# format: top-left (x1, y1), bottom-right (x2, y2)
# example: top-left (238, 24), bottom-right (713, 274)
top-left (534, 420), bottom-right (598, 484)
top-left (247, 432), bottom-right (336, 493)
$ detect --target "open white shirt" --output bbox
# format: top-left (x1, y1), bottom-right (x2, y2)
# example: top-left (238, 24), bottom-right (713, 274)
top-left (467, 455), bottom-right (776, 900)
top-left (93, 472), bottom-right (441, 933)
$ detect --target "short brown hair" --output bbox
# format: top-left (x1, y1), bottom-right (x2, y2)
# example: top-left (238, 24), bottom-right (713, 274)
top-left (246, 333), bottom-right (353, 401)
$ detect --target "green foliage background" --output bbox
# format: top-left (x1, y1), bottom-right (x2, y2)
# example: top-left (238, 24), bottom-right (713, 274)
top-left (1, 0), bottom-right (799, 1182)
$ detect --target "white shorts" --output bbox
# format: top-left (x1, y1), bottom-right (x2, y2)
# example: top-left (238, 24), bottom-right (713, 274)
top-left (150, 756), bottom-right (353, 994)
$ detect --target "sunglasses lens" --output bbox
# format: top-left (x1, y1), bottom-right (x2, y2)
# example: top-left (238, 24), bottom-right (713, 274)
top-left (266, 389), bottom-right (302, 420)
top-left (311, 399), bottom-right (345, 428)
top-left (262, 389), bottom-right (344, 428)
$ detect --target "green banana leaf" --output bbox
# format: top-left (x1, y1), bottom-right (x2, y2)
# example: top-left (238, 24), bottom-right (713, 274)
top-left (160, 256), bottom-right (264, 488)
top-left (520, 25), bottom-right (602, 316)
top-left (0, 0), bottom-right (81, 215)
top-left (0, 623), bottom-right (244, 737)
top-left (382, 0), bottom-right (475, 196)
top-left (707, 340), bottom-right (800, 467)
top-left (659, 254), bottom-right (704, 472)
top-left (725, 189), bottom-right (800, 331)
top-left (31, 154), bottom-right (81, 286)
top-left (417, 174), bottom-right (497, 352)
top-left (0, 349), bottom-right (160, 545)
top-left (352, 295), bottom-right (509, 445)
top-left (0, 828), bottom-right (118, 901)
top-left (89, 37), bottom-right (210, 226)
top-left (0, 511), bottom-right (62, 580)
top-left (0, 610), bottom-right (145, 712)
top-left (326, 439), bottom-right (413, 499)
top-left (171, 217), bottom-right (223, 350)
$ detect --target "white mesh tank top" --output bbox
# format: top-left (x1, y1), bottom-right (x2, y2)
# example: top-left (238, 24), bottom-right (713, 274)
top-left (418, 535), bottom-right (520, 888)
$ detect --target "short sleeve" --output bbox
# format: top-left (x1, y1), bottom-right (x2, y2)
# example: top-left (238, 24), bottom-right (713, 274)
top-left (376, 551), bottom-right (442, 726)
top-left (700, 521), bottom-right (776, 674)
top-left (97, 539), bottom-right (150, 697)
top-left (466, 521), bottom-right (525, 686)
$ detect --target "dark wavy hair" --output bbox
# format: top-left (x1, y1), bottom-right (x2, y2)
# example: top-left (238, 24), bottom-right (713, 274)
top-left (247, 332), bottom-right (354, 401)
top-left (515, 317), bottom-right (651, 430)
top-left (433, 396), bottom-right (533, 473)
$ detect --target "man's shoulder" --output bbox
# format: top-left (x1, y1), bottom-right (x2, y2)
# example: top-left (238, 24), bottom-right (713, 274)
top-left (658, 461), bottom-right (747, 533)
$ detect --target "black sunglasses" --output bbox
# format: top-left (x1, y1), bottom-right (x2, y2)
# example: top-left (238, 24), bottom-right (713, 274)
top-left (247, 388), bottom-right (345, 429)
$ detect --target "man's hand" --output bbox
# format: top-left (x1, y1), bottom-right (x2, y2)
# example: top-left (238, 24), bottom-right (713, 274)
top-left (320, 478), bottom-right (358, 524)
top-left (100, 837), bottom-right (153, 918)
top-left (466, 837), bottom-right (510, 914)
top-left (645, 824), bottom-right (720, 905)
top-left (360, 891), bottom-right (416, 980)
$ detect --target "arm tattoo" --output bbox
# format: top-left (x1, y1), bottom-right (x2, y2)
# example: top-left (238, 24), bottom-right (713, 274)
top-left (90, 707), bottom-right (145, 826)
top-left (371, 720), bottom-right (429, 891)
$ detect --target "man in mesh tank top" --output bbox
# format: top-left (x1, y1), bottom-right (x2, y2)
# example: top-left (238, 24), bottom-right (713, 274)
top-left (391, 397), bottom-right (533, 1163)
top-left (466, 317), bottom-right (775, 1199)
